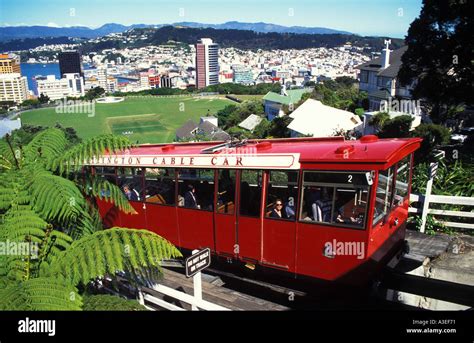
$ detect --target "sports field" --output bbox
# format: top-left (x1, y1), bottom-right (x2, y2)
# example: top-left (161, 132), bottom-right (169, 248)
top-left (20, 96), bottom-right (232, 143)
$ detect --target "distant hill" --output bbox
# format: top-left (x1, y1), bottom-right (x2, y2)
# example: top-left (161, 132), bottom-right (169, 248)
top-left (78, 26), bottom-right (401, 52)
top-left (173, 21), bottom-right (352, 35)
top-left (0, 23), bottom-right (152, 41)
top-left (0, 21), bottom-right (351, 42)
top-left (0, 37), bottom-right (76, 51)
top-left (0, 26), bottom-right (403, 54)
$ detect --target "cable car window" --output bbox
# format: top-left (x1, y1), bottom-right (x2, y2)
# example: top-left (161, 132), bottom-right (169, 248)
top-left (239, 170), bottom-right (262, 217)
top-left (217, 170), bottom-right (236, 214)
top-left (373, 167), bottom-right (395, 225)
top-left (94, 166), bottom-right (116, 175)
top-left (177, 169), bottom-right (214, 211)
top-left (117, 167), bottom-right (144, 202)
top-left (144, 168), bottom-right (176, 206)
top-left (300, 171), bottom-right (371, 229)
top-left (266, 171), bottom-right (299, 221)
top-left (393, 155), bottom-right (411, 208)
top-left (334, 187), bottom-right (369, 227)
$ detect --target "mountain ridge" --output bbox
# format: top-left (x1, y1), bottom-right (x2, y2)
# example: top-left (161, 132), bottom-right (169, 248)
top-left (0, 21), bottom-right (353, 41)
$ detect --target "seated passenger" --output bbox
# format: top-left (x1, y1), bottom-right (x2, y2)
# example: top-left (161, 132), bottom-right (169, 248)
top-left (312, 188), bottom-right (332, 222)
top-left (270, 199), bottom-right (288, 219)
top-left (184, 184), bottom-right (199, 209)
top-left (335, 205), bottom-right (363, 225)
top-left (123, 184), bottom-right (140, 201)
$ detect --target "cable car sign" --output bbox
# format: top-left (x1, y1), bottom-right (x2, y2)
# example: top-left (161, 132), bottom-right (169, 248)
top-left (185, 248), bottom-right (211, 278)
top-left (86, 153), bottom-right (301, 170)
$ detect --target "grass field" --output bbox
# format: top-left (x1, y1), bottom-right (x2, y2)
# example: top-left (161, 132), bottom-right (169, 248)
top-left (21, 96), bottom-right (232, 143)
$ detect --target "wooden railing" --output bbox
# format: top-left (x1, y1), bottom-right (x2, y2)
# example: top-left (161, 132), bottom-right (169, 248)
top-left (409, 193), bottom-right (474, 232)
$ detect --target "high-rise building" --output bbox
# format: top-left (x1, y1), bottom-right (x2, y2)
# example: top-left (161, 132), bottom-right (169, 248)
top-left (59, 51), bottom-right (83, 77)
top-left (0, 53), bottom-right (21, 74)
top-left (0, 73), bottom-right (29, 104)
top-left (97, 68), bottom-right (108, 90)
top-left (36, 73), bottom-right (84, 100)
top-left (195, 38), bottom-right (219, 89)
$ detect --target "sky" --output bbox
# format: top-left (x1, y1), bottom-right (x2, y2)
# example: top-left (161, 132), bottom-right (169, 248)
top-left (0, 0), bottom-right (423, 38)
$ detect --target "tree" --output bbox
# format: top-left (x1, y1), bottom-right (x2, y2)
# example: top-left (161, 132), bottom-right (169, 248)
top-left (0, 129), bottom-right (181, 310)
top-left (269, 116), bottom-right (292, 138)
top-left (38, 93), bottom-right (50, 104)
top-left (411, 123), bottom-right (450, 161)
top-left (398, 0), bottom-right (474, 122)
top-left (85, 87), bottom-right (105, 100)
top-left (378, 115), bottom-right (414, 138)
top-left (369, 112), bottom-right (390, 133)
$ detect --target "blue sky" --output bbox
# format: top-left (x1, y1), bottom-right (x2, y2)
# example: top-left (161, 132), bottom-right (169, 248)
top-left (0, 0), bottom-right (423, 38)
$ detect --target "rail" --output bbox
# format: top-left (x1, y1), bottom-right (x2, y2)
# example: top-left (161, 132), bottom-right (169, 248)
top-left (138, 283), bottom-right (230, 311)
top-left (409, 193), bottom-right (474, 232)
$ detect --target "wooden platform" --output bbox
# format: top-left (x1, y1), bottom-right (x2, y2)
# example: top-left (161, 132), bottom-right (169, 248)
top-left (142, 268), bottom-right (289, 311)
top-left (404, 229), bottom-right (451, 262)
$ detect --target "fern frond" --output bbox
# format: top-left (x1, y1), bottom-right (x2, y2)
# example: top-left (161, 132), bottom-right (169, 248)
top-left (53, 134), bottom-right (131, 174)
top-left (84, 177), bottom-right (137, 214)
top-left (28, 171), bottom-right (86, 223)
top-left (47, 228), bottom-right (182, 285)
top-left (0, 277), bottom-right (82, 310)
top-left (23, 128), bottom-right (68, 167)
top-left (0, 139), bottom-right (15, 170)
top-left (82, 294), bottom-right (146, 311)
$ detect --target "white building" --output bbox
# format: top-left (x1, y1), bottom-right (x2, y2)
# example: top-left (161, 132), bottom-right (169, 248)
top-left (36, 73), bottom-right (84, 100)
top-left (287, 99), bottom-right (363, 137)
top-left (0, 73), bottom-right (29, 104)
top-left (97, 68), bottom-right (108, 90)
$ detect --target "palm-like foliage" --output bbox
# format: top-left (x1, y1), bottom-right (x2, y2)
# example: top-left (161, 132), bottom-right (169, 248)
top-left (0, 128), bottom-right (182, 310)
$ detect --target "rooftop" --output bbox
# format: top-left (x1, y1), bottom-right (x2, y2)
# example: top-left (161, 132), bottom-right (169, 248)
top-left (238, 114), bottom-right (263, 131)
top-left (263, 88), bottom-right (311, 105)
top-left (356, 46), bottom-right (408, 78)
top-left (97, 136), bottom-right (422, 167)
top-left (287, 99), bottom-right (362, 137)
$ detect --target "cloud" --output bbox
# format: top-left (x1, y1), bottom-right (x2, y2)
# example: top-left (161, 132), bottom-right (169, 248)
top-left (46, 22), bottom-right (60, 28)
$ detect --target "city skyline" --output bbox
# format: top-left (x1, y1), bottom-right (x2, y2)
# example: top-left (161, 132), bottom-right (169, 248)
top-left (0, 0), bottom-right (423, 38)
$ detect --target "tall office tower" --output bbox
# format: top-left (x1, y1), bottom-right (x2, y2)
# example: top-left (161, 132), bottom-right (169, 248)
top-left (59, 51), bottom-right (83, 77)
top-left (195, 38), bottom-right (219, 89)
top-left (0, 73), bottom-right (29, 104)
top-left (0, 53), bottom-right (21, 74)
top-left (97, 68), bottom-right (108, 90)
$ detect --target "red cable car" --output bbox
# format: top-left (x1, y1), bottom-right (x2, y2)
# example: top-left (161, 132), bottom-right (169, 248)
top-left (85, 135), bottom-right (421, 286)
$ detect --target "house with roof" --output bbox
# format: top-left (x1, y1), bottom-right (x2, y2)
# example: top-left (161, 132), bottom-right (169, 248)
top-left (263, 86), bottom-right (311, 121)
top-left (238, 114), bottom-right (263, 132)
top-left (356, 41), bottom-right (413, 112)
top-left (287, 99), bottom-right (362, 137)
top-left (175, 116), bottom-right (230, 142)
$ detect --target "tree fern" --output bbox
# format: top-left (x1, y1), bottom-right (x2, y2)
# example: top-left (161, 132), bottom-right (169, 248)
top-left (85, 178), bottom-right (137, 214)
top-left (53, 134), bottom-right (132, 175)
top-left (0, 130), bottom-right (183, 310)
top-left (46, 228), bottom-right (182, 285)
top-left (0, 139), bottom-right (15, 170)
top-left (0, 277), bottom-right (82, 310)
top-left (23, 128), bottom-right (68, 168)
top-left (82, 294), bottom-right (146, 311)
top-left (29, 171), bottom-right (86, 223)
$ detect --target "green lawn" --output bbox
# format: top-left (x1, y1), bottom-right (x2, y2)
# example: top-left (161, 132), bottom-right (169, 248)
top-left (21, 96), bottom-right (232, 143)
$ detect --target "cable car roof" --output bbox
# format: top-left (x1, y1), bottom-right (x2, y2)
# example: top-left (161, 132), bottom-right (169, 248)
top-left (89, 136), bottom-right (421, 168)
